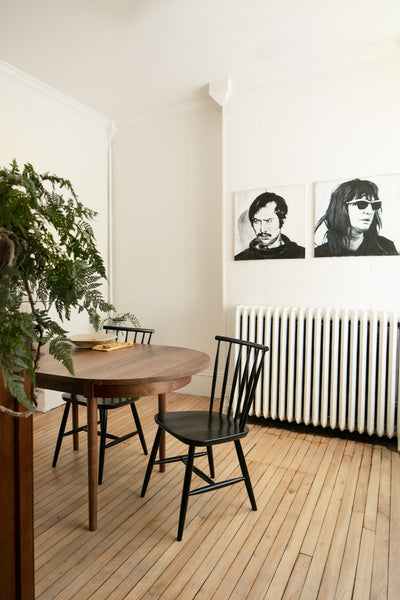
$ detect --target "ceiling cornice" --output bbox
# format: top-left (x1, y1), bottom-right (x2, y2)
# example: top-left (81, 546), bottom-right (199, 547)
top-left (0, 61), bottom-right (112, 129)
top-left (230, 39), bottom-right (400, 94)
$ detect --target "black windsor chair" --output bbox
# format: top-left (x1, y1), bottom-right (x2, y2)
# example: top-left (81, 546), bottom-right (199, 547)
top-left (141, 335), bottom-right (269, 541)
top-left (52, 326), bottom-right (155, 484)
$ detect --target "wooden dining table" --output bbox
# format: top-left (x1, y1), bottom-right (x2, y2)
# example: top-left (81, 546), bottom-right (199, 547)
top-left (35, 343), bottom-right (210, 531)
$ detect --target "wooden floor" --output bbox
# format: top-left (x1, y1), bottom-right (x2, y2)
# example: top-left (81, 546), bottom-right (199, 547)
top-left (33, 393), bottom-right (400, 599)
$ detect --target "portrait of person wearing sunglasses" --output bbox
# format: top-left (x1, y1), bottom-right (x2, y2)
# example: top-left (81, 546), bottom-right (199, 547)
top-left (314, 178), bottom-right (398, 257)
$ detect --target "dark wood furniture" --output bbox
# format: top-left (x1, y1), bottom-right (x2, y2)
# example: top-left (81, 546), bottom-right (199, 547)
top-left (0, 375), bottom-right (34, 600)
top-left (36, 343), bottom-right (210, 531)
top-left (52, 327), bottom-right (155, 484)
top-left (141, 336), bottom-right (269, 540)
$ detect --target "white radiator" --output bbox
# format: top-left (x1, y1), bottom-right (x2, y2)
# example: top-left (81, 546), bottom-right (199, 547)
top-left (236, 305), bottom-right (400, 450)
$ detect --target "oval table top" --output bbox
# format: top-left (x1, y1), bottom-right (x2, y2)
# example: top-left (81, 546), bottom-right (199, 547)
top-left (36, 343), bottom-right (211, 397)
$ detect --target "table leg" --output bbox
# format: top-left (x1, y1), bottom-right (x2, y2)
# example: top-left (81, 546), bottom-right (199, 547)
top-left (86, 395), bottom-right (98, 531)
top-left (158, 393), bottom-right (166, 473)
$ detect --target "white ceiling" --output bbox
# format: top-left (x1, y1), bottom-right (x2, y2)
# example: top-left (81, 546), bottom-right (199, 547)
top-left (1, 0), bottom-right (400, 120)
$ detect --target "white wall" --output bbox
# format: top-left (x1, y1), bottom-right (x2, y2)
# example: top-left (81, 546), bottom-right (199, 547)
top-left (0, 62), bottom-right (113, 410)
top-left (112, 46), bottom-right (400, 396)
top-left (112, 106), bottom-right (223, 394)
top-left (223, 49), bottom-right (400, 333)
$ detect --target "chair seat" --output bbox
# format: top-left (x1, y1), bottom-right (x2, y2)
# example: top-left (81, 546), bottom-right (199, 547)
top-left (62, 393), bottom-right (138, 408)
top-left (155, 411), bottom-right (249, 446)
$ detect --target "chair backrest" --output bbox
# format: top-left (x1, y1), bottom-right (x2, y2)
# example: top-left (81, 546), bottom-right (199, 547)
top-left (209, 335), bottom-right (269, 429)
top-left (102, 325), bottom-right (155, 344)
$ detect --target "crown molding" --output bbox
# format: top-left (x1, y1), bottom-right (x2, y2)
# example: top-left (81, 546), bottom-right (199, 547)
top-left (230, 39), bottom-right (400, 94)
top-left (114, 95), bottom-right (218, 129)
top-left (0, 61), bottom-right (113, 130)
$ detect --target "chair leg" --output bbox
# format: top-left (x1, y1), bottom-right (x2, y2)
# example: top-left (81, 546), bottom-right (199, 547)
top-left (141, 426), bottom-right (163, 497)
top-left (52, 402), bottom-right (71, 467)
top-left (177, 445), bottom-right (195, 541)
top-left (234, 439), bottom-right (257, 511)
top-left (130, 402), bottom-right (148, 455)
top-left (207, 446), bottom-right (215, 478)
top-left (98, 408), bottom-right (108, 485)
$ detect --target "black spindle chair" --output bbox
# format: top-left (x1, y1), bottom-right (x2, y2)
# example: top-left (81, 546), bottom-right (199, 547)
top-left (141, 335), bottom-right (269, 541)
top-left (52, 326), bottom-right (155, 484)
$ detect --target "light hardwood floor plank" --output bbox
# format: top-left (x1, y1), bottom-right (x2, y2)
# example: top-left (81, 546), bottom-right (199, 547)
top-left (388, 451), bottom-right (400, 600)
top-left (352, 527), bottom-right (375, 600)
top-left (317, 443), bottom-right (364, 598)
top-left (370, 446), bottom-right (391, 600)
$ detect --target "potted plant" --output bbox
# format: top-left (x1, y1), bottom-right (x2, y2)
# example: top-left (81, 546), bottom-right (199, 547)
top-left (0, 160), bottom-right (116, 415)
top-left (0, 160), bottom-right (115, 598)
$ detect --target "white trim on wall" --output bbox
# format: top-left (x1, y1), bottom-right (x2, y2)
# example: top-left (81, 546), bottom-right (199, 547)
top-left (230, 39), bottom-right (400, 95)
top-left (0, 61), bottom-right (111, 127)
top-left (107, 119), bottom-right (116, 305)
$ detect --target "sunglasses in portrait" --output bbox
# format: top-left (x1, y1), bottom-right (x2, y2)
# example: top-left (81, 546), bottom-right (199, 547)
top-left (346, 200), bottom-right (382, 211)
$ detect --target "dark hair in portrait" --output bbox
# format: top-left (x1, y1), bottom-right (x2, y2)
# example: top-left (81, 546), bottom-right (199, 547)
top-left (314, 178), bottom-right (398, 257)
top-left (248, 192), bottom-right (288, 226)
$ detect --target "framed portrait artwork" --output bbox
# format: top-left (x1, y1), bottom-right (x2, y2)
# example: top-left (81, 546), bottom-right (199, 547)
top-left (234, 185), bottom-right (306, 261)
top-left (314, 174), bottom-right (400, 257)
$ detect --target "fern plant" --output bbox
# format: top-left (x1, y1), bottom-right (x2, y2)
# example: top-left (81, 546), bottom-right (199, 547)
top-left (0, 160), bottom-right (115, 414)
top-left (101, 312), bottom-right (141, 329)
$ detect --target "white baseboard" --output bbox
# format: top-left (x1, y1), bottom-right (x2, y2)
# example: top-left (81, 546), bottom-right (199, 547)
top-left (36, 389), bottom-right (64, 412)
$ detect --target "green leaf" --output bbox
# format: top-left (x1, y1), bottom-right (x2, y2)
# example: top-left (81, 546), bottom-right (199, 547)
top-left (0, 159), bottom-right (118, 412)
